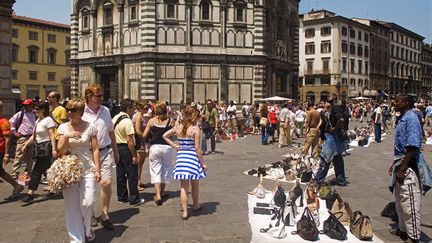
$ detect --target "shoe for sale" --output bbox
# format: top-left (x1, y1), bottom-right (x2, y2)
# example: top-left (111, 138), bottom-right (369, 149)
top-left (100, 217), bottom-right (114, 231)
top-left (20, 194), bottom-right (34, 203)
top-left (90, 216), bottom-right (99, 227)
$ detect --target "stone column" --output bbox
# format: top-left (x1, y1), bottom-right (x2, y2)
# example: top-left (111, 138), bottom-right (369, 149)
top-left (0, 0), bottom-right (17, 117)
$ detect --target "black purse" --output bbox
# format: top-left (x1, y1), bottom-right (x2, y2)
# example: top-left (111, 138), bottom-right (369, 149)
top-left (300, 168), bottom-right (313, 183)
top-left (294, 207), bottom-right (319, 241)
top-left (273, 184), bottom-right (286, 208)
top-left (321, 210), bottom-right (348, 240)
top-left (325, 191), bottom-right (340, 210)
top-left (34, 141), bottom-right (52, 158)
top-left (289, 181), bottom-right (304, 207)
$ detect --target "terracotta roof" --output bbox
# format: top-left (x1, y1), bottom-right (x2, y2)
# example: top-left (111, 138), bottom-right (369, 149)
top-left (12, 15), bottom-right (70, 29)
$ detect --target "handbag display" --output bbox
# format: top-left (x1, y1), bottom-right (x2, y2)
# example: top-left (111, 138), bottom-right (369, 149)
top-left (268, 167), bottom-right (285, 180)
top-left (330, 194), bottom-right (353, 226)
top-left (33, 141), bottom-right (52, 158)
top-left (285, 169), bottom-right (297, 181)
top-left (289, 180), bottom-right (304, 207)
top-left (295, 207), bottom-right (319, 241)
top-left (381, 201), bottom-right (397, 221)
top-left (259, 117), bottom-right (268, 126)
top-left (318, 183), bottom-right (332, 199)
top-left (325, 190), bottom-right (339, 210)
top-left (300, 168), bottom-right (314, 183)
top-left (321, 210), bottom-right (348, 240)
top-left (350, 211), bottom-right (373, 241)
top-left (272, 182), bottom-right (287, 207)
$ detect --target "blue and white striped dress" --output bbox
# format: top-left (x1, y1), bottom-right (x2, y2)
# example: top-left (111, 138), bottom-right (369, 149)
top-left (172, 137), bottom-right (206, 180)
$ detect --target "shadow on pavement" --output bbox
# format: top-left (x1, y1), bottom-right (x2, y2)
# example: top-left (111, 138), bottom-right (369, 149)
top-left (192, 201), bottom-right (219, 216)
top-left (94, 224), bottom-right (128, 242)
top-left (110, 207), bottom-right (140, 224)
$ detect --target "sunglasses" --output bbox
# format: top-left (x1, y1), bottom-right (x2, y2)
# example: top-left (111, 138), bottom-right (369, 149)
top-left (67, 108), bottom-right (80, 113)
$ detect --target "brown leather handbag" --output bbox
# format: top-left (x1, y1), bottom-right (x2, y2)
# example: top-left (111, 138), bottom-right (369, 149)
top-left (330, 194), bottom-right (353, 226)
top-left (350, 211), bottom-right (373, 241)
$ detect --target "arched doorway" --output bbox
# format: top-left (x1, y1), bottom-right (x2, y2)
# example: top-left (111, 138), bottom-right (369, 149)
top-left (306, 91), bottom-right (315, 104)
top-left (320, 91), bottom-right (330, 102)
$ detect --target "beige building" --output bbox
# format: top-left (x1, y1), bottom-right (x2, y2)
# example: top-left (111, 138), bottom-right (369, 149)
top-left (422, 43), bottom-right (432, 101)
top-left (70, 0), bottom-right (300, 105)
top-left (299, 10), bottom-right (370, 103)
top-left (11, 15), bottom-right (71, 99)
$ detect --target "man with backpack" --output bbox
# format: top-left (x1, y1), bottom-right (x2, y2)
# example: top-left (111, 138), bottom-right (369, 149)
top-left (203, 99), bottom-right (218, 154)
top-left (9, 99), bottom-right (36, 180)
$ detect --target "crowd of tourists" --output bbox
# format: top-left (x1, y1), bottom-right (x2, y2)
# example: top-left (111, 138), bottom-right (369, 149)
top-left (0, 87), bottom-right (431, 243)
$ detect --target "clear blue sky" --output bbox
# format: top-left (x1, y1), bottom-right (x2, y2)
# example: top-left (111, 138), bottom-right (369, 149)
top-left (13, 0), bottom-right (432, 43)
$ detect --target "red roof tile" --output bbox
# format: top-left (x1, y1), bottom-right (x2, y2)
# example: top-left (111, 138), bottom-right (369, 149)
top-left (13, 15), bottom-right (70, 29)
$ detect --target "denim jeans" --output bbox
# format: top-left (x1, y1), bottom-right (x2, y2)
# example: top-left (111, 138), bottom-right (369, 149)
top-left (375, 123), bottom-right (382, 142)
top-left (261, 124), bottom-right (269, 144)
top-left (315, 133), bottom-right (346, 185)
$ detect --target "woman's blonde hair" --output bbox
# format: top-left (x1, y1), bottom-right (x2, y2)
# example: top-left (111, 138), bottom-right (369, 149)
top-left (66, 98), bottom-right (85, 113)
top-left (181, 106), bottom-right (199, 137)
top-left (84, 84), bottom-right (103, 101)
top-left (154, 101), bottom-right (168, 120)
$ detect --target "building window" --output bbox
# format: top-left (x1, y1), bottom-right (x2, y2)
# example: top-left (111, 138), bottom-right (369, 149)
top-left (81, 8), bottom-right (90, 30)
top-left (167, 2), bottom-right (175, 18)
top-left (130, 5), bottom-right (138, 21)
top-left (48, 34), bottom-right (56, 43)
top-left (321, 26), bottom-right (331, 36)
top-left (358, 79), bottom-right (363, 87)
top-left (28, 31), bottom-right (38, 40)
top-left (350, 28), bottom-right (355, 38)
top-left (365, 79), bottom-right (369, 88)
top-left (350, 43), bottom-right (355, 55)
top-left (342, 78), bottom-right (347, 85)
top-left (305, 78), bottom-right (314, 85)
top-left (47, 48), bottom-right (57, 65)
top-left (321, 41), bottom-right (331, 53)
top-left (11, 70), bottom-right (17, 80)
top-left (48, 72), bottom-right (56, 81)
top-left (29, 71), bottom-right (38, 80)
top-left (342, 58), bottom-right (347, 72)
top-left (358, 30), bottom-right (362, 40)
top-left (322, 58), bottom-right (330, 73)
top-left (305, 28), bottom-right (315, 38)
top-left (201, 1), bottom-right (211, 20)
top-left (306, 59), bottom-right (313, 73)
top-left (358, 60), bottom-right (363, 74)
top-left (342, 41), bottom-right (347, 53)
top-left (350, 59), bottom-right (355, 73)
top-left (350, 78), bottom-right (356, 88)
top-left (357, 44), bottom-right (363, 56)
top-left (66, 37), bottom-right (71, 45)
top-left (321, 77), bottom-right (330, 85)
top-left (11, 28), bottom-right (18, 38)
top-left (11, 44), bottom-right (19, 62)
top-left (341, 26), bottom-right (347, 36)
top-left (65, 50), bottom-right (71, 65)
top-left (305, 42), bottom-right (315, 55)
top-left (235, 7), bottom-right (245, 22)
top-left (364, 33), bottom-right (369, 42)
top-left (104, 2), bottom-right (113, 25)
top-left (28, 46), bottom-right (39, 63)
top-left (365, 61), bottom-right (369, 74)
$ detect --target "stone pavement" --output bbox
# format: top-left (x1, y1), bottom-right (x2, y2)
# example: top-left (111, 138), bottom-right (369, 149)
top-left (0, 121), bottom-right (431, 243)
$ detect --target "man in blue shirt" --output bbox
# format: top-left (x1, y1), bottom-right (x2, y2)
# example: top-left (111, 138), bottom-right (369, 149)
top-left (389, 94), bottom-right (422, 243)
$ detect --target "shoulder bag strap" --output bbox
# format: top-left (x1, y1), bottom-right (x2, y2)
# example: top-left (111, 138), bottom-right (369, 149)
top-left (49, 109), bottom-right (60, 126)
top-left (15, 110), bottom-right (25, 131)
top-left (114, 115), bottom-right (129, 129)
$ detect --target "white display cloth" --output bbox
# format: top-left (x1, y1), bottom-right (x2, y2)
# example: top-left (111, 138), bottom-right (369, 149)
top-left (248, 193), bottom-right (384, 243)
top-left (244, 167), bottom-right (335, 184)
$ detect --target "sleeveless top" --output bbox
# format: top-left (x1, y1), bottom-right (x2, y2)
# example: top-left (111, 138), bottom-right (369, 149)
top-left (149, 118), bottom-right (172, 145)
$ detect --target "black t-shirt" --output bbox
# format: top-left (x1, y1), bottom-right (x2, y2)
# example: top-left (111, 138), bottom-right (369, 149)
top-left (329, 105), bottom-right (347, 138)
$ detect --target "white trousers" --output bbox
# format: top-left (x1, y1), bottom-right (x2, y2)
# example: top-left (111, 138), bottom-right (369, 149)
top-left (63, 172), bottom-right (96, 243)
top-left (394, 168), bottom-right (421, 240)
top-left (149, 144), bottom-right (174, 184)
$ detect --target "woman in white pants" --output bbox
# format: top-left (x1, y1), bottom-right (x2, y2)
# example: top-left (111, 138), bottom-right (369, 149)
top-left (57, 98), bottom-right (101, 243)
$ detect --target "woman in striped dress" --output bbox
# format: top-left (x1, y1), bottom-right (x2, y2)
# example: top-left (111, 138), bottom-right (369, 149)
top-left (163, 106), bottom-right (207, 220)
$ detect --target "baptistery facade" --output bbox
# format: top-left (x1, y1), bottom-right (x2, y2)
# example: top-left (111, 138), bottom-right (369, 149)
top-left (70, 0), bottom-right (300, 104)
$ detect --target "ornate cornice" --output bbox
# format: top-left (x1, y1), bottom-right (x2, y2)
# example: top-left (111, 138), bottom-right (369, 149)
top-left (0, 0), bottom-right (15, 18)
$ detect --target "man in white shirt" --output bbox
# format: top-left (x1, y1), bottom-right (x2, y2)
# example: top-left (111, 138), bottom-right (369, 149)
top-left (82, 84), bottom-right (119, 230)
top-left (241, 101), bottom-right (250, 128)
top-left (374, 104), bottom-right (383, 143)
top-left (227, 100), bottom-right (237, 134)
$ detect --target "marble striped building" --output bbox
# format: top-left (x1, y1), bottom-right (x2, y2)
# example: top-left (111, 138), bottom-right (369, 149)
top-left (70, 0), bottom-right (300, 104)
